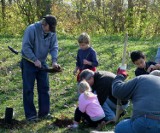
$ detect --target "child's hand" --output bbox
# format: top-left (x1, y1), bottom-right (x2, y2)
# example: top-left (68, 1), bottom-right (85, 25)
top-left (147, 65), bottom-right (156, 73)
top-left (83, 59), bottom-right (92, 65)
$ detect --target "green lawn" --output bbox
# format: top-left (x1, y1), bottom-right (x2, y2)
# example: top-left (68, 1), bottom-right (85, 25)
top-left (0, 34), bottom-right (159, 133)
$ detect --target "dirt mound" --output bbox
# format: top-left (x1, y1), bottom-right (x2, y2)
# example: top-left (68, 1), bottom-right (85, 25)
top-left (53, 115), bottom-right (73, 128)
top-left (0, 119), bottom-right (25, 129)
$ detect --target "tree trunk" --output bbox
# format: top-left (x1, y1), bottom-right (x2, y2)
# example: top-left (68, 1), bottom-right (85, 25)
top-left (111, 0), bottom-right (124, 33)
top-left (128, 0), bottom-right (134, 35)
top-left (36, 0), bottom-right (41, 19)
top-left (140, 0), bottom-right (148, 20)
top-left (1, 0), bottom-right (6, 21)
top-left (36, 0), bottom-right (51, 19)
top-left (8, 0), bottom-right (12, 5)
top-left (95, 0), bottom-right (101, 8)
top-left (76, 1), bottom-right (83, 22)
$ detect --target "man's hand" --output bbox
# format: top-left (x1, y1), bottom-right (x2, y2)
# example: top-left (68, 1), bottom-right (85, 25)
top-left (83, 59), bottom-right (92, 66)
top-left (117, 67), bottom-right (128, 78)
top-left (34, 60), bottom-right (41, 68)
top-left (52, 62), bottom-right (60, 68)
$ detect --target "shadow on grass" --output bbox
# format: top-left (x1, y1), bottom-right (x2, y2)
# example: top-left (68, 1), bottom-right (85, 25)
top-left (52, 115), bottom-right (73, 128)
top-left (0, 118), bottom-right (26, 129)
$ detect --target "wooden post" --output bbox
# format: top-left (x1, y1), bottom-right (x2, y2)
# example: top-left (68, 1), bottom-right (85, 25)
top-left (115, 33), bottom-right (128, 123)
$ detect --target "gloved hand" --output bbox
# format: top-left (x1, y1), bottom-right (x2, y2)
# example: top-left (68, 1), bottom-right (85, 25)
top-left (117, 66), bottom-right (128, 78)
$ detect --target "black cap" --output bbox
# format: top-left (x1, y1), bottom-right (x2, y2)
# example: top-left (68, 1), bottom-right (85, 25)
top-left (43, 15), bottom-right (57, 32)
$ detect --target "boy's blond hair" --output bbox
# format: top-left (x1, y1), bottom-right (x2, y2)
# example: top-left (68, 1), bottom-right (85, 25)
top-left (78, 80), bottom-right (92, 97)
top-left (78, 32), bottom-right (90, 44)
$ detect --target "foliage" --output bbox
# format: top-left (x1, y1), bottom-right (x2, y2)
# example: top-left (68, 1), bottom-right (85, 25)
top-left (0, 35), bottom-right (159, 132)
top-left (0, 0), bottom-right (160, 38)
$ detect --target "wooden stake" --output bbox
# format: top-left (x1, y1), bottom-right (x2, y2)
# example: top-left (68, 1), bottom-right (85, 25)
top-left (115, 33), bottom-right (128, 123)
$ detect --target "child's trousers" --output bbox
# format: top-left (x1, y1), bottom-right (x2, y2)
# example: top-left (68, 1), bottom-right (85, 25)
top-left (74, 107), bottom-right (104, 127)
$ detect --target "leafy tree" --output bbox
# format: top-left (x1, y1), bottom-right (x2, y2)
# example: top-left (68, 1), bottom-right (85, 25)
top-left (0, 0), bottom-right (160, 38)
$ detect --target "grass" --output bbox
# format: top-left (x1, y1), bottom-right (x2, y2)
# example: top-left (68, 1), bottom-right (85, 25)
top-left (0, 34), bottom-right (159, 133)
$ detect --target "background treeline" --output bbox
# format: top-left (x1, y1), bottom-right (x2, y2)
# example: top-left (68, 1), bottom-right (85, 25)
top-left (0, 0), bottom-right (160, 38)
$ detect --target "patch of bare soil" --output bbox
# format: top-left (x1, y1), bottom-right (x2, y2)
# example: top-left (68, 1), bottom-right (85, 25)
top-left (52, 115), bottom-right (73, 128)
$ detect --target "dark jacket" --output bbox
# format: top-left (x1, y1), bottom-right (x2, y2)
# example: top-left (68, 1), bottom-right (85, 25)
top-left (135, 61), bottom-right (157, 76)
top-left (92, 71), bottom-right (116, 105)
top-left (92, 71), bottom-right (127, 105)
top-left (76, 47), bottom-right (98, 70)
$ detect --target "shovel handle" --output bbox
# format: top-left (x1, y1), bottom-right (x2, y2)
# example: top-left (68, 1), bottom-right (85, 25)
top-left (8, 46), bottom-right (62, 73)
top-left (8, 46), bottom-right (19, 55)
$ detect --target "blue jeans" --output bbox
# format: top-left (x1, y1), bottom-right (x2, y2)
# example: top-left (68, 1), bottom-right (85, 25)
top-left (115, 117), bottom-right (160, 133)
top-left (21, 59), bottom-right (50, 119)
top-left (102, 98), bottom-right (128, 121)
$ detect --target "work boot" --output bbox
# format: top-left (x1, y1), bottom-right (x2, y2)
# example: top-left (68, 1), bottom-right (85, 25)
top-left (27, 116), bottom-right (39, 122)
top-left (39, 114), bottom-right (53, 120)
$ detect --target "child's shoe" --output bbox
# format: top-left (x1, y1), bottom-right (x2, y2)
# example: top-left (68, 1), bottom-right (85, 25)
top-left (68, 123), bottom-right (79, 129)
